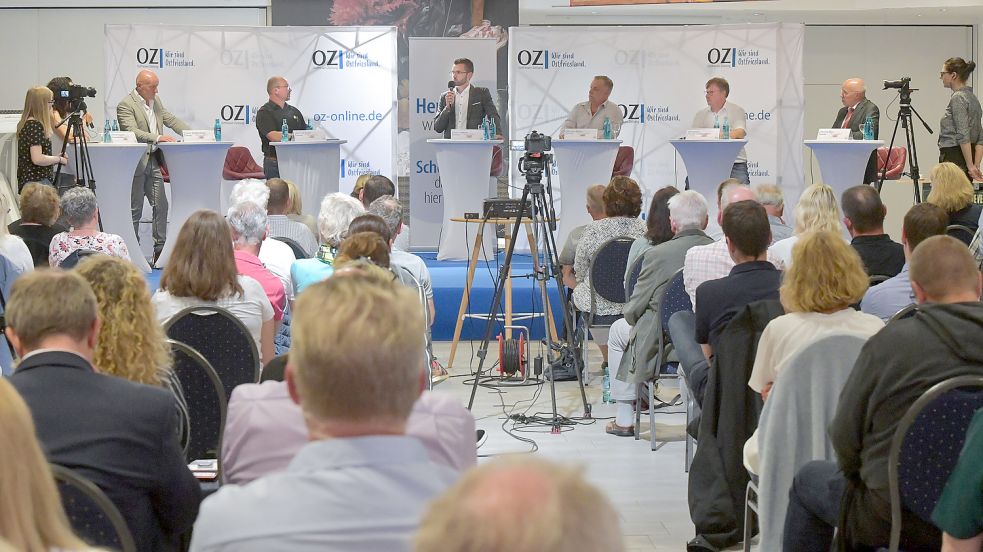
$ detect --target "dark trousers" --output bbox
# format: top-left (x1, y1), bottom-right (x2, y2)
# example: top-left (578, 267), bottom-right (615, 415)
top-left (940, 146), bottom-right (973, 181)
top-left (667, 311), bottom-right (709, 407)
top-left (263, 157), bottom-right (279, 179)
top-left (783, 460), bottom-right (846, 552)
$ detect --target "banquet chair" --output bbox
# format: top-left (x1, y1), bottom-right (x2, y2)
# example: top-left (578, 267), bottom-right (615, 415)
top-left (52, 464), bottom-right (137, 552)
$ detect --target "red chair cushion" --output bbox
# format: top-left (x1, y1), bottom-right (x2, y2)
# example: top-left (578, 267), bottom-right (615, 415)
top-left (223, 146), bottom-right (266, 180)
top-left (876, 147), bottom-right (907, 180)
top-left (612, 146), bottom-right (634, 177)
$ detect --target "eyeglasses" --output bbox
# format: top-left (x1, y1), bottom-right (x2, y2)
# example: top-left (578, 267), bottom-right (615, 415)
top-left (276, 85), bottom-right (292, 91)
top-left (450, 70), bottom-right (471, 76)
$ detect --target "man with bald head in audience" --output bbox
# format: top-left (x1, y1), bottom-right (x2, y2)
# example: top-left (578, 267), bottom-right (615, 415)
top-left (833, 78), bottom-right (880, 183)
top-left (415, 457), bottom-right (623, 552)
top-left (842, 185), bottom-right (904, 277)
top-left (785, 235), bottom-right (983, 551)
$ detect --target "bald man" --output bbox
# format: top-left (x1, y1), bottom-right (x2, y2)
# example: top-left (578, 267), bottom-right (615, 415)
top-left (833, 78), bottom-right (880, 183)
top-left (117, 69), bottom-right (190, 260)
top-left (255, 76), bottom-right (307, 179)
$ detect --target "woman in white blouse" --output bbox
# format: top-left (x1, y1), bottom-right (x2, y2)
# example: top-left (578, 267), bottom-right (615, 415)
top-left (153, 210), bottom-right (274, 364)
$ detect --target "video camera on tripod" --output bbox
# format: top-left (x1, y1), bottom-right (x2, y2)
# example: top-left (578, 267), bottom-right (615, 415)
top-left (51, 84), bottom-right (98, 192)
top-left (878, 76), bottom-right (933, 203)
top-left (53, 84), bottom-right (97, 113)
top-left (883, 76), bottom-right (915, 103)
top-left (517, 130), bottom-right (551, 182)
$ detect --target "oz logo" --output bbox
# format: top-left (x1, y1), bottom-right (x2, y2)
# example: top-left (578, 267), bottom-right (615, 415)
top-left (136, 48), bottom-right (162, 67)
top-left (312, 49), bottom-right (344, 69)
top-left (220, 105), bottom-right (252, 124)
top-left (707, 48), bottom-right (735, 67)
top-left (619, 103), bottom-right (645, 124)
top-left (516, 49), bottom-right (548, 69)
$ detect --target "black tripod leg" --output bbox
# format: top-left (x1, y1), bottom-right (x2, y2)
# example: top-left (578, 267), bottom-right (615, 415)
top-left (878, 112), bottom-right (903, 194)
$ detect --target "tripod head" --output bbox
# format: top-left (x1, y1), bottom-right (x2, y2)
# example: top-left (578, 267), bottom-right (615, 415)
top-left (518, 130), bottom-right (552, 185)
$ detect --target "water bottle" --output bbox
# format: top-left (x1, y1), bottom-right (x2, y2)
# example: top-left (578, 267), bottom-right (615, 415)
top-left (722, 116), bottom-right (731, 139)
top-left (103, 119), bottom-right (112, 143)
top-left (863, 115), bottom-right (874, 140)
top-left (280, 119), bottom-right (289, 142)
top-left (481, 116), bottom-right (490, 140)
top-left (489, 117), bottom-right (496, 139)
top-left (111, 119), bottom-right (119, 131)
top-left (602, 365), bottom-right (613, 403)
top-left (603, 116), bottom-right (612, 139)
top-left (213, 118), bottom-right (222, 142)
top-left (713, 114), bottom-right (720, 129)
top-left (306, 117), bottom-right (313, 130)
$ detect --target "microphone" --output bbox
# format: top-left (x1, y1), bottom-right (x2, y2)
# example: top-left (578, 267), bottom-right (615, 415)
top-left (447, 80), bottom-right (455, 90)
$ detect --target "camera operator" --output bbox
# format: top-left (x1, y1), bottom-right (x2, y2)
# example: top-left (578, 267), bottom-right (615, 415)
top-left (938, 57), bottom-right (983, 182)
top-left (16, 86), bottom-right (67, 190)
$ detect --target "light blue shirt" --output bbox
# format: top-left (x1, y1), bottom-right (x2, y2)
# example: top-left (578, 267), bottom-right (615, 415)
top-left (290, 257), bottom-right (334, 295)
top-left (190, 436), bottom-right (456, 552)
top-left (861, 263), bottom-right (915, 322)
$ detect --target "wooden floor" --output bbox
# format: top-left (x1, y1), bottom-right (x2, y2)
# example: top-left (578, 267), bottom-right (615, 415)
top-left (431, 340), bottom-right (715, 552)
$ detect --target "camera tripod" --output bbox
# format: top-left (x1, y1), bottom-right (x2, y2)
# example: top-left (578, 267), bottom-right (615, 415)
top-left (53, 104), bottom-right (97, 194)
top-left (466, 143), bottom-right (591, 432)
top-left (876, 87), bottom-right (933, 204)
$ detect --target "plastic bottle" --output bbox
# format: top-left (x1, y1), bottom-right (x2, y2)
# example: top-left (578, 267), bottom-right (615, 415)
top-left (863, 115), bottom-right (874, 140)
top-left (103, 119), bottom-right (112, 143)
top-left (603, 116), bottom-right (612, 139)
top-left (306, 117), bottom-right (313, 130)
top-left (111, 119), bottom-right (119, 131)
top-left (602, 365), bottom-right (612, 403)
top-left (280, 119), bottom-right (289, 142)
top-left (489, 116), bottom-right (496, 139)
top-left (481, 115), bottom-right (490, 140)
top-left (713, 114), bottom-right (720, 129)
top-left (722, 116), bottom-right (731, 139)
top-left (213, 118), bottom-right (222, 142)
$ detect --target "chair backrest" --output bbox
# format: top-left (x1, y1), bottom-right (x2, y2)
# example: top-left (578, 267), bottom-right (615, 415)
top-left (223, 146), bottom-right (265, 180)
top-left (168, 339), bottom-right (227, 469)
top-left (625, 255), bottom-right (644, 300)
top-left (163, 305), bottom-right (260, 402)
top-left (876, 146), bottom-right (907, 180)
top-left (869, 274), bottom-right (891, 287)
top-left (490, 145), bottom-right (504, 177)
top-left (888, 375), bottom-right (983, 551)
top-left (653, 269), bottom-right (692, 375)
top-left (612, 146), bottom-right (635, 177)
top-left (274, 236), bottom-right (310, 259)
top-left (52, 464), bottom-right (137, 552)
top-left (946, 224), bottom-right (976, 246)
top-left (588, 236), bottom-right (636, 310)
top-left (756, 333), bottom-right (868, 551)
top-left (888, 303), bottom-right (918, 323)
top-left (59, 248), bottom-right (102, 269)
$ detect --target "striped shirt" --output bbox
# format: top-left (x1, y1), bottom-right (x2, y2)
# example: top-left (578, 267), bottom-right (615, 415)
top-left (267, 215), bottom-right (319, 257)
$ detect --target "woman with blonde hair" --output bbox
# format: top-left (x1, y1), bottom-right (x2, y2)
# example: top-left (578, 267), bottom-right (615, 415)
top-left (16, 86), bottom-right (66, 189)
top-left (768, 182), bottom-right (842, 268)
top-left (153, 210), bottom-right (275, 364)
top-left (0, 378), bottom-right (95, 552)
top-left (284, 179), bottom-right (317, 236)
top-left (334, 231), bottom-right (391, 269)
top-left (927, 162), bottom-right (981, 242)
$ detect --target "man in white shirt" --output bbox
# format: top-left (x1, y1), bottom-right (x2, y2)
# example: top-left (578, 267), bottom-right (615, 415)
top-left (562, 76), bottom-right (624, 138)
top-left (691, 77), bottom-right (749, 185)
top-left (433, 58), bottom-right (501, 139)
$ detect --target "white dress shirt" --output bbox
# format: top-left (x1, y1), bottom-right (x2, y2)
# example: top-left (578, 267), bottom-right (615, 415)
top-left (453, 86), bottom-right (471, 130)
top-left (691, 101), bottom-right (748, 163)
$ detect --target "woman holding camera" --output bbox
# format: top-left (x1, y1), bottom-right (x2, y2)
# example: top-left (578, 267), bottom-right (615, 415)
top-left (938, 57), bottom-right (983, 182)
top-left (16, 86), bottom-right (66, 190)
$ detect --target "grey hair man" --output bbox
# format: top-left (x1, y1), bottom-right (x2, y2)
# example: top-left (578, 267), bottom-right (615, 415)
top-left (368, 195), bottom-right (434, 325)
top-left (754, 183), bottom-right (793, 243)
top-left (834, 78), bottom-right (880, 183)
top-left (227, 201), bottom-right (286, 323)
top-left (228, 178), bottom-right (294, 299)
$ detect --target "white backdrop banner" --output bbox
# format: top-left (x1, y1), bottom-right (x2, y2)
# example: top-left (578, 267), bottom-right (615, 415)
top-left (408, 37), bottom-right (497, 250)
top-left (105, 24), bottom-right (397, 200)
top-left (509, 23), bottom-right (805, 215)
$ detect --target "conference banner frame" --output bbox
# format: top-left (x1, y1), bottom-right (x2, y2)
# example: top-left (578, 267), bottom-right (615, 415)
top-left (508, 23), bottom-right (805, 219)
top-left (105, 24), bottom-right (398, 206)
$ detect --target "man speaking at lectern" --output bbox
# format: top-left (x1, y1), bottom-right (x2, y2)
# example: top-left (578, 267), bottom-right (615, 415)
top-left (833, 77), bottom-right (880, 184)
top-left (433, 58), bottom-right (501, 139)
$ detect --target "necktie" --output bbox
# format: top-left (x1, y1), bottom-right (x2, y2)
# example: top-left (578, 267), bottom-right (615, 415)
top-left (841, 107), bottom-right (855, 129)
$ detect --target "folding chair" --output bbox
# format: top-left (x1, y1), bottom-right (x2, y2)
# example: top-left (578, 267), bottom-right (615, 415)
top-left (52, 464), bottom-right (137, 552)
top-left (577, 236), bottom-right (635, 382)
top-left (169, 339), bottom-right (227, 476)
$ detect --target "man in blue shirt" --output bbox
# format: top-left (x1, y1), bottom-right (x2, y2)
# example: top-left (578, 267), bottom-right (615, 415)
top-left (190, 265), bottom-right (457, 552)
top-left (861, 203), bottom-right (948, 321)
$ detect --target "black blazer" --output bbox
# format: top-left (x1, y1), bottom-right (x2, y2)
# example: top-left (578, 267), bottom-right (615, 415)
top-left (833, 98), bottom-right (881, 183)
top-left (433, 85), bottom-right (502, 139)
top-left (11, 351), bottom-right (201, 552)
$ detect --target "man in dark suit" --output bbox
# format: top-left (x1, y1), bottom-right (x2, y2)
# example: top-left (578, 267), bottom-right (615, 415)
top-left (832, 78), bottom-right (880, 184)
top-left (7, 270), bottom-right (201, 552)
top-left (433, 58), bottom-right (501, 139)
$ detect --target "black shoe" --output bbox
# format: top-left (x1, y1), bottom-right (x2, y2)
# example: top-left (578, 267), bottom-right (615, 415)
top-left (686, 536), bottom-right (719, 552)
top-left (476, 429), bottom-right (487, 448)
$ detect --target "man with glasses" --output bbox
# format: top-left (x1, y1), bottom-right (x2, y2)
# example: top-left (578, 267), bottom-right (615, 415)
top-left (833, 77), bottom-right (880, 184)
top-left (433, 58), bottom-right (501, 139)
top-left (256, 76), bottom-right (308, 178)
top-left (691, 77), bottom-right (750, 185)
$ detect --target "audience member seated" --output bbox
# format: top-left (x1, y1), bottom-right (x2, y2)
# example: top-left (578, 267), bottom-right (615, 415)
top-left (0, 377), bottom-right (101, 552)
top-left (414, 457), bottom-right (623, 552)
top-left (755, 183), bottom-right (793, 243)
top-left (265, 178), bottom-right (318, 256)
top-left (927, 161), bottom-right (982, 244)
top-left (229, 179), bottom-right (295, 299)
top-left (933, 409), bottom-right (983, 552)
top-left (572, 176), bottom-right (646, 364)
top-left (358, 175), bottom-right (410, 251)
top-left (228, 201), bottom-right (287, 324)
top-left (841, 184), bottom-right (905, 276)
top-left (560, 184), bottom-right (607, 290)
top-left (861, 203), bottom-right (949, 321)
top-left (7, 270), bottom-right (200, 552)
top-left (334, 231), bottom-right (391, 269)
top-left (690, 201), bottom-right (780, 405)
top-left (190, 264), bottom-right (457, 551)
top-left (369, 196), bottom-right (436, 323)
top-left (221, 262), bottom-right (475, 486)
top-left (49, 187), bottom-right (129, 267)
top-left (284, 178), bottom-right (317, 237)
top-left (744, 231), bottom-right (882, 473)
top-left (0, 193), bottom-right (33, 275)
top-left (607, 190), bottom-right (711, 436)
top-left (768, 183), bottom-right (842, 270)
top-left (290, 192), bottom-right (364, 295)
top-left (682, 179), bottom-right (759, 305)
top-left (784, 236), bottom-right (983, 551)
top-left (153, 210), bottom-right (275, 364)
top-left (8, 182), bottom-right (65, 267)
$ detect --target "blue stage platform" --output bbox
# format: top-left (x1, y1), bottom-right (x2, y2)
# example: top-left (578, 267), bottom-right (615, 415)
top-left (145, 251), bottom-right (565, 342)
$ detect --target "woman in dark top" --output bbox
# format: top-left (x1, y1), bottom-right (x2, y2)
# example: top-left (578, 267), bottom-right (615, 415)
top-left (16, 86), bottom-right (66, 189)
top-left (938, 57), bottom-right (983, 182)
top-left (928, 161), bottom-right (982, 244)
top-left (9, 182), bottom-right (66, 267)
